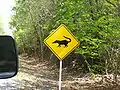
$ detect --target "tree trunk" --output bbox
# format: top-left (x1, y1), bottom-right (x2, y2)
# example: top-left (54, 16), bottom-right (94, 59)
top-left (37, 23), bottom-right (44, 61)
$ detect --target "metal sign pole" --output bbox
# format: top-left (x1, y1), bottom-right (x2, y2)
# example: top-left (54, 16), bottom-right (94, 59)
top-left (59, 60), bottom-right (62, 90)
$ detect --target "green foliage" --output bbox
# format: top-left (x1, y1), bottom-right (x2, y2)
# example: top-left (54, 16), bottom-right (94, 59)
top-left (91, 65), bottom-right (105, 74)
top-left (53, 0), bottom-right (120, 74)
top-left (10, 0), bottom-right (56, 55)
top-left (10, 0), bottom-right (120, 74)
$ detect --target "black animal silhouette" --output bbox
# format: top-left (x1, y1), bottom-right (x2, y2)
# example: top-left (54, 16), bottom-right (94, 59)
top-left (52, 36), bottom-right (71, 47)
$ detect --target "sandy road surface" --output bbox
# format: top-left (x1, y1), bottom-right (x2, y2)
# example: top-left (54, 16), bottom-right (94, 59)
top-left (0, 54), bottom-right (63, 90)
top-left (0, 54), bottom-right (120, 90)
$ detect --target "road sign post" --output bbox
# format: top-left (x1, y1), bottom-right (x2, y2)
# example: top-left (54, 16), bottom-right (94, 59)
top-left (59, 60), bottom-right (62, 90)
top-left (44, 24), bottom-right (80, 90)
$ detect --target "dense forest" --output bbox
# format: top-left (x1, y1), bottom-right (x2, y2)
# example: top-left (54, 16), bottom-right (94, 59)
top-left (10, 0), bottom-right (120, 79)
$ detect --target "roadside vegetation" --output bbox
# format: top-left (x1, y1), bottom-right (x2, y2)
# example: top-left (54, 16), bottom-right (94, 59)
top-left (10, 0), bottom-right (120, 85)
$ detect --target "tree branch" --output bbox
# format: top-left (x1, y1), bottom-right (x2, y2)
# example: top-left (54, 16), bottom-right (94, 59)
top-left (106, 0), bottom-right (117, 7)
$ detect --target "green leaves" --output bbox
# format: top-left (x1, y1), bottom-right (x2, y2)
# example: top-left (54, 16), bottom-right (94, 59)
top-left (54, 0), bottom-right (120, 74)
top-left (10, 0), bottom-right (120, 74)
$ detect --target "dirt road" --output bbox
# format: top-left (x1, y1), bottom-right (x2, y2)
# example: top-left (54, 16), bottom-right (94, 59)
top-left (0, 54), bottom-right (120, 90)
top-left (0, 54), bottom-right (63, 90)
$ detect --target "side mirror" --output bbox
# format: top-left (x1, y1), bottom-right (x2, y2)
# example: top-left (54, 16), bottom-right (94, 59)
top-left (0, 36), bottom-right (18, 79)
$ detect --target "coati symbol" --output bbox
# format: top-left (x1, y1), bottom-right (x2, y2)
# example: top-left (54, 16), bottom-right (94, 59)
top-left (52, 36), bottom-right (71, 47)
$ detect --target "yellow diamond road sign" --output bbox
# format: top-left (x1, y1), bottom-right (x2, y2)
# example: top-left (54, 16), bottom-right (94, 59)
top-left (44, 24), bottom-right (80, 60)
